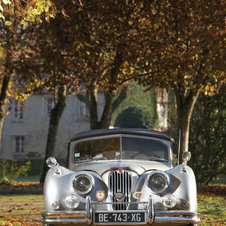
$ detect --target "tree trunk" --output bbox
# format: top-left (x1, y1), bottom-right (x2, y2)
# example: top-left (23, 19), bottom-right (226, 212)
top-left (0, 74), bottom-right (11, 146)
top-left (90, 88), bottom-right (99, 130)
top-left (90, 50), bottom-right (123, 130)
top-left (174, 87), bottom-right (201, 164)
top-left (98, 89), bottom-right (117, 129)
top-left (111, 88), bottom-right (127, 114)
top-left (40, 85), bottom-right (67, 183)
top-left (0, 40), bottom-right (13, 148)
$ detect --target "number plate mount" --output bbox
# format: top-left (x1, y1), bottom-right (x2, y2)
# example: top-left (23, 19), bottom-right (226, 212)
top-left (94, 211), bottom-right (146, 224)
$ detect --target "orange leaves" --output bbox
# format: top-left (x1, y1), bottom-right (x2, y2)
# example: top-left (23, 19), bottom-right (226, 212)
top-left (61, 8), bottom-right (70, 18)
top-left (79, 0), bottom-right (83, 7)
top-left (0, 214), bottom-right (42, 225)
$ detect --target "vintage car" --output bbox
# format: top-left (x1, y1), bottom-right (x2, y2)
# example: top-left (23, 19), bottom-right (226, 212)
top-left (41, 128), bottom-right (200, 226)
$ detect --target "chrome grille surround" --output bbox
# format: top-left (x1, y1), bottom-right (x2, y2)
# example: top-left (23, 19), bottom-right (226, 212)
top-left (109, 170), bottom-right (132, 210)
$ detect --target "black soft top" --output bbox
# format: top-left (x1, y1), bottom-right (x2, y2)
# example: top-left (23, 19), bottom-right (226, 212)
top-left (70, 128), bottom-right (171, 142)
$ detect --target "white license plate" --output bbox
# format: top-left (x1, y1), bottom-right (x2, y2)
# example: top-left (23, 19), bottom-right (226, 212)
top-left (94, 212), bottom-right (145, 223)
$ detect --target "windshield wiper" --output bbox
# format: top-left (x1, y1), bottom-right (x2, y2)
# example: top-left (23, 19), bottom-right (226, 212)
top-left (149, 157), bottom-right (168, 162)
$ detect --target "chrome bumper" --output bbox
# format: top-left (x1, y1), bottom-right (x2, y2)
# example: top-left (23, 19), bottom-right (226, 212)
top-left (41, 196), bottom-right (200, 225)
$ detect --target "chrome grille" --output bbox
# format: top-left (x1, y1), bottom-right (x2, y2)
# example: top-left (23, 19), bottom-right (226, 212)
top-left (109, 170), bottom-right (132, 210)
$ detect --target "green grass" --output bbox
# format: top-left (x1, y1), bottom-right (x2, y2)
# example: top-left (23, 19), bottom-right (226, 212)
top-left (0, 195), bottom-right (44, 225)
top-left (198, 195), bottom-right (226, 225)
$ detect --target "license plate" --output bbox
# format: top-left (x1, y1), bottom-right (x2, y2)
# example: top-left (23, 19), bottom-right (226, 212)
top-left (94, 212), bottom-right (145, 223)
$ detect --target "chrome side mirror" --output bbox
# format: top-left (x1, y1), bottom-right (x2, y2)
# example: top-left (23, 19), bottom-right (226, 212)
top-left (46, 157), bottom-right (58, 168)
top-left (46, 157), bottom-right (60, 175)
top-left (182, 151), bottom-right (191, 162)
top-left (181, 151), bottom-right (191, 173)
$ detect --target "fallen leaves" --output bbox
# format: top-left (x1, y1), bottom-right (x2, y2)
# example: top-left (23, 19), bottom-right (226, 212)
top-left (0, 215), bottom-right (42, 225)
top-left (0, 194), bottom-right (44, 226)
top-left (198, 184), bottom-right (226, 198)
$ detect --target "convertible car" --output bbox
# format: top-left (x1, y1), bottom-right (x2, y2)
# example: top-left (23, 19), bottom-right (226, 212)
top-left (41, 128), bottom-right (200, 226)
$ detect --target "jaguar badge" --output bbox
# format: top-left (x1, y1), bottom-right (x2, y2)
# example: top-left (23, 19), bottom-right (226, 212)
top-left (115, 193), bottom-right (125, 202)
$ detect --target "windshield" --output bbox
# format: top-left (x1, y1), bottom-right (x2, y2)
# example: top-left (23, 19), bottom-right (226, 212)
top-left (74, 136), bottom-right (168, 162)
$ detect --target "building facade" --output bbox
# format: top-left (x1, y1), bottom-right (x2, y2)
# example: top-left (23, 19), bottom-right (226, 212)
top-left (0, 92), bottom-right (105, 161)
top-left (0, 88), bottom-right (172, 162)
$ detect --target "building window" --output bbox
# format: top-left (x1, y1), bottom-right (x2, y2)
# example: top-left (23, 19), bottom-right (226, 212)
top-left (78, 98), bottom-right (89, 119)
top-left (13, 101), bottom-right (23, 121)
top-left (45, 97), bottom-right (54, 118)
top-left (14, 136), bottom-right (25, 154)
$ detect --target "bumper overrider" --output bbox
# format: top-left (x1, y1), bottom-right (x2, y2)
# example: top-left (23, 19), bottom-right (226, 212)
top-left (41, 196), bottom-right (200, 225)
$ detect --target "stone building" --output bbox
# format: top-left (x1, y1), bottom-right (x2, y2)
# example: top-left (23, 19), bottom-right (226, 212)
top-left (0, 87), bottom-right (172, 164)
top-left (0, 91), bottom-right (105, 161)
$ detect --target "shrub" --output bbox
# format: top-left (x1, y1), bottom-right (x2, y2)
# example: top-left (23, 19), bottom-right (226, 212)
top-left (189, 85), bottom-right (226, 185)
top-left (0, 159), bottom-right (31, 184)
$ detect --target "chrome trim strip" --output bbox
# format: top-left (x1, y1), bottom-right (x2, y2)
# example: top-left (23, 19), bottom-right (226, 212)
top-left (86, 196), bottom-right (92, 225)
top-left (155, 210), bottom-right (200, 216)
top-left (42, 217), bottom-right (87, 224)
top-left (154, 216), bottom-right (200, 224)
top-left (120, 134), bottom-right (123, 159)
top-left (148, 196), bottom-right (154, 224)
top-left (41, 210), bottom-right (86, 219)
top-left (92, 201), bottom-right (148, 205)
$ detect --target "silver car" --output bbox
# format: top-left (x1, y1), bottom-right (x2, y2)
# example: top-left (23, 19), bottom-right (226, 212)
top-left (41, 128), bottom-right (200, 226)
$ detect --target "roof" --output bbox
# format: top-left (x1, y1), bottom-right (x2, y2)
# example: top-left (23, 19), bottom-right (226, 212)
top-left (70, 128), bottom-right (171, 142)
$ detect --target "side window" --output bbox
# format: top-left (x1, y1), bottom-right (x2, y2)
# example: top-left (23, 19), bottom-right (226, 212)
top-left (13, 100), bottom-right (23, 121)
top-left (45, 97), bottom-right (54, 119)
top-left (78, 98), bottom-right (89, 120)
top-left (14, 136), bottom-right (25, 154)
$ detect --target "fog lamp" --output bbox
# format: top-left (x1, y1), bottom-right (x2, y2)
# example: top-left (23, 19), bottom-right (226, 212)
top-left (162, 194), bottom-right (177, 208)
top-left (65, 195), bottom-right (79, 209)
top-left (52, 201), bottom-right (60, 210)
top-left (180, 199), bottom-right (189, 209)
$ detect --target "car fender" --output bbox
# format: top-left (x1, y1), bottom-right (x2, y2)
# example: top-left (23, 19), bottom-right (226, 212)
top-left (167, 165), bottom-right (198, 212)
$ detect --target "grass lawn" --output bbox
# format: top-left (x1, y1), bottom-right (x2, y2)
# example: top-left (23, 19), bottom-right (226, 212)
top-left (0, 194), bottom-right (44, 226)
top-left (198, 194), bottom-right (226, 225)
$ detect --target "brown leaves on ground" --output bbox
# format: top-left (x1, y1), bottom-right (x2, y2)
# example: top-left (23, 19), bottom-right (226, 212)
top-left (0, 181), bottom-right (41, 187)
top-left (198, 184), bottom-right (226, 198)
top-left (0, 215), bottom-right (41, 226)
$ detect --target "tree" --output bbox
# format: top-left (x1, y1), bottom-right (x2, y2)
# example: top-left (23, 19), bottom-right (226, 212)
top-left (63, 0), bottom-right (154, 130)
top-left (135, 0), bottom-right (226, 161)
top-left (189, 84), bottom-right (226, 185)
top-left (17, 0), bottom-right (160, 181)
top-left (0, 0), bottom-right (55, 146)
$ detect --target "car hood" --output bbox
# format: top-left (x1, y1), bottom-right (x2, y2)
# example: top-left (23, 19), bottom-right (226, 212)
top-left (71, 160), bottom-right (171, 176)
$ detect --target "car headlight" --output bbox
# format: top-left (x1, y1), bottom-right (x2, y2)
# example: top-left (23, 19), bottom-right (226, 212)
top-left (73, 172), bottom-right (94, 195)
top-left (147, 171), bottom-right (169, 194)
